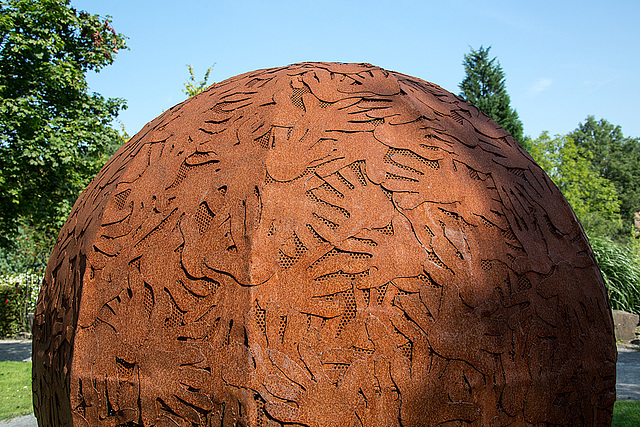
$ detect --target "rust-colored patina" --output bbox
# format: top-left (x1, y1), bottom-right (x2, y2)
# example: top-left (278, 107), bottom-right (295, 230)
top-left (33, 62), bottom-right (617, 426)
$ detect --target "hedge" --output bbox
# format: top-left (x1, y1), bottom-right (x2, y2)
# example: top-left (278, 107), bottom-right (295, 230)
top-left (0, 274), bottom-right (40, 338)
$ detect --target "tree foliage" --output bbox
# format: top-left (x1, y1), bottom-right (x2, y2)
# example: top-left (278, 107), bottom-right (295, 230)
top-left (529, 129), bottom-right (640, 313)
top-left (183, 64), bottom-right (214, 98)
top-left (528, 132), bottom-right (622, 232)
top-left (459, 46), bottom-right (525, 146)
top-left (0, 0), bottom-right (127, 247)
top-left (569, 116), bottom-right (640, 225)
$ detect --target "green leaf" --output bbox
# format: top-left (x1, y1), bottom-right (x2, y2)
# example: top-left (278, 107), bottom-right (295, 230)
top-left (0, 0), bottom-right (128, 247)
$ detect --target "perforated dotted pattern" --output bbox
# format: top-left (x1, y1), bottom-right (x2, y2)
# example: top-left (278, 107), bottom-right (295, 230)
top-left (164, 294), bottom-right (185, 328)
top-left (277, 233), bottom-right (307, 269)
top-left (517, 275), bottom-right (532, 292)
top-left (291, 86), bottom-right (310, 111)
top-left (312, 212), bottom-right (339, 230)
top-left (319, 199), bottom-right (350, 219)
top-left (508, 167), bottom-right (526, 178)
top-left (335, 171), bottom-right (355, 190)
top-left (335, 287), bottom-right (357, 337)
top-left (210, 101), bottom-right (239, 114)
top-left (195, 202), bottom-right (215, 235)
top-left (205, 278), bottom-right (221, 295)
top-left (347, 236), bottom-right (377, 247)
top-left (385, 172), bottom-right (418, 182)
top-left (427, 250), bottom-right (447, 270)
top-left (255, 300), bottom-right (266, 336)
top-left (481, 217), bottom-right (495, 228)
top-left (374, 221), bottom-right (394, 235)
top-left (116, 358), bottom-right (135, 379)
top-left (469, 169), bottom-right (481, 180)
top-left (292, 233), bottom-right (307, 257)
top-left (255, 395), bottom-right (267, 427)
top-left (349, 161), bottom-right (368, 186)
top-left (376, 283), bottom-right (389, 305)
top-left (135, 209), bottom-right (177, 248)
top-left (501, 227), bottom-right (518, 242)
top-left (326, 363), bottom-right (350, 386)
top-left (481, 259), bottom-right (493, 271)
top-left (306, 314), bottom-right (312, 330)
top-left (384, 147), bottom-right (440, 172)
top-left (359, 97), bottom-right (392, 106)
top-left (129, 257), bottom-right (141, 271)
top-left (352, 346), bottom-right (375, 356)
top-left (306, 224), bottom-right (327, 243)
top-left (255, 128), bottom-right (273, 149)
top-left (113, 189), bottom-right (131, 210)
top-left (400, 341), bottom-right (413, 360)
top-left (319, 182), bottom-right (343, 199)
top-left (278, 249), bottom-right (297, 270)
top-left (167, 161), bottom-right (194, 190)
top-left (424, 225), bottom-right (435, 237)
top-left (278, 315), bottom-right (287, 339)
top-left (450, 110), bottom-right (465, 125)
top-left (143, 284), bottom-right (154, 317)
top-left (439, 208), bottom-right (461, 222)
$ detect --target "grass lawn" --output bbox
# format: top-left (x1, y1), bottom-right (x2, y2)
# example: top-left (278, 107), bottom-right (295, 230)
top-left (0, 361), bottom-right (32, 420)
top-left (1, 360), bottom-right (639, 423)
top-left (613, 400), bottom-right (640, 426)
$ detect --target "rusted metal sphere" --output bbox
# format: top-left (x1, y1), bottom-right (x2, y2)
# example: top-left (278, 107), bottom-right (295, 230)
top-left (33, 63), bottom-right (616, 426)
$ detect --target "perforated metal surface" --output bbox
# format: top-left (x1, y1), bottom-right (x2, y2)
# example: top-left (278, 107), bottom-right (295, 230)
top-left (33, 62), bottom-right (616, 427)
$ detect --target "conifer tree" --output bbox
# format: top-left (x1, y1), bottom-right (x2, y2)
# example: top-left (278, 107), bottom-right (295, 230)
top-left (459, 46), bottom-right (524, 146)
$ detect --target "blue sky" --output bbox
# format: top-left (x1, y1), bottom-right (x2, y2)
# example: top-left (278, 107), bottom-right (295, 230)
top-left (73, 0), bottom-right (640, 140)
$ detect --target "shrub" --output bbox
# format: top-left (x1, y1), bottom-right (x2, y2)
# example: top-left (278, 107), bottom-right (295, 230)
top-left (0, 274), bottom-right (41, 337)
top-left (0, 283), bottom-right (27, 337)
top-left (589, 236), bottom-right (640, 314)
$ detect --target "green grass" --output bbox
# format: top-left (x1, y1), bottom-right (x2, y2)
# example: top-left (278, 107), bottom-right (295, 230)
top-left (0, 361), bottom-right (32, 420)
top-left (613, 400), bottom-right (640, 426)
top-left (0, 360), bottom-right (639, 423)
top-left (589, 236), bottom-right (640, 315)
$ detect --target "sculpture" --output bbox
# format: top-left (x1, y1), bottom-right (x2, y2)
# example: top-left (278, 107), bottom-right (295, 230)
top-left (33, 62), bottom-right (617, 426)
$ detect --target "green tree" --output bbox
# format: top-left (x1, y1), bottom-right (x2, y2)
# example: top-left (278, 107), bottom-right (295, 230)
top-left (459, 46), bottom-right (525, 147)
top-left (569, 116), bottom-right (640, 227)
top-left (529, 132), bottom-right (623, 237)
top-left (0, 0), bottom-right (128, 248)
top-left (183, 64), bottom-right (214, 97)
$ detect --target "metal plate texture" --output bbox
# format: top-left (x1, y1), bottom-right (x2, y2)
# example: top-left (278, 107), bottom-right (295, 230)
top-left (33, 62), bottom-right (616, 426)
